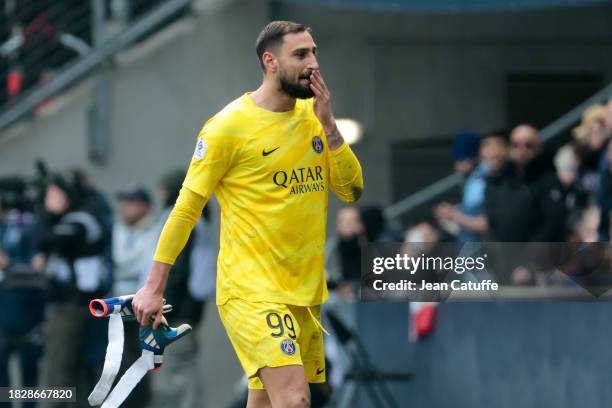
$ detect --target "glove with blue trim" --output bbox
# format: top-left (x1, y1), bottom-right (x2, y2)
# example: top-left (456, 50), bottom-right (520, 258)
top-left (139, 315), bottom-right (192, 370)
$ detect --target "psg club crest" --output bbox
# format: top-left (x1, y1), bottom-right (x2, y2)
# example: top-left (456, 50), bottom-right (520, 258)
top-left (280, 339), bottom-right (296, 356)
top-left (312, 136), bottom-right (324, 154)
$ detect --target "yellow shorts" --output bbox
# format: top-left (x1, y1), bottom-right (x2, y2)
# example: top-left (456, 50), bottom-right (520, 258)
top-left (218, 298), bottom-right (326, 389)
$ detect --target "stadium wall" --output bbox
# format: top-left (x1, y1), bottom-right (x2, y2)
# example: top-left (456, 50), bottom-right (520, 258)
top-left (358, 302), bottom-right (612, 407)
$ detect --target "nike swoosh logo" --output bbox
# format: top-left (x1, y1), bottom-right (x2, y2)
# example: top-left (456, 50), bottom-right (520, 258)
top-left (316, 368), bottom-right (325, 375)
top-left (262, 147), bottom-right (280, 156)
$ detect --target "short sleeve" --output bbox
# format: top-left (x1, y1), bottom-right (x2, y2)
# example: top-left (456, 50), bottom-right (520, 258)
top-left (183, 119), bottom-right (237, 200)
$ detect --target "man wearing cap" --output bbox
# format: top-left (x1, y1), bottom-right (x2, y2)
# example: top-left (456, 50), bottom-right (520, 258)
top-left (437, 130), bottom-right (515, 242)
top-left (113, 185), bottom-right (156, 296)
top-left (434, 130), bottom-right (489, 242)
top-left (112, 184), bottom-right (157, 407)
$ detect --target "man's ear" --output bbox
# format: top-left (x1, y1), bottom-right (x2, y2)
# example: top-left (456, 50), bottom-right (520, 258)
top-left (262, 51), bottom-right (278, 74)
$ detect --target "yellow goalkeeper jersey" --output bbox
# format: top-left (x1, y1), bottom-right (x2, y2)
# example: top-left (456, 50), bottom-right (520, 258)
top-left (165, 93), bottom-right (362, 306)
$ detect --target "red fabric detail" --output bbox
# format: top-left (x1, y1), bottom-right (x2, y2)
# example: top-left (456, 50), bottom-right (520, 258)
top-left (7, 69), bottom-right (23, 97)
top-left (414, 304), bottom-right (436, 339)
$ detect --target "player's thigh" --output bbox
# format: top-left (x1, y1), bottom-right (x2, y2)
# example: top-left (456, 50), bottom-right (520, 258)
top-left (259, 364), bottom-right (310, 408)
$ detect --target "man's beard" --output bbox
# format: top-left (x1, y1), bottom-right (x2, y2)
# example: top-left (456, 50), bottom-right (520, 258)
top-left (279, 70), bottom-right (314, 99)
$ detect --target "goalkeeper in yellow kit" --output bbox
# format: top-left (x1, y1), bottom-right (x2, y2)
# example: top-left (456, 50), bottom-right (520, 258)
top-left (133, 20), bottom-right (363, 408)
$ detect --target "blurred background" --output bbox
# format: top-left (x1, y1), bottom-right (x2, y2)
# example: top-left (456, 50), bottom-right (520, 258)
top-left (2, 0), bottom-right (612, 407)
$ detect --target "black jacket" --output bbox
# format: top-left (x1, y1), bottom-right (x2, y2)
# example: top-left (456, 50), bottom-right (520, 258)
top-left (35, 209), bottom-right (109, 302)
top-left (485, 151), bottom-right (567, 242)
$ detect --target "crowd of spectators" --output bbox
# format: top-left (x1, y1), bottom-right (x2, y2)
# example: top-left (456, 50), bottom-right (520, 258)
top-left (0, 167), bottom-right (215, 407)
top-left (330, 100), bottom-right (612, 290)
top-left (433, 101), bottom-right (612, 245)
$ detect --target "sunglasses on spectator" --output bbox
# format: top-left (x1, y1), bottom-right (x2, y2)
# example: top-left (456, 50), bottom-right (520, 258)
top-left (511, 141), bottom-right (537, 149)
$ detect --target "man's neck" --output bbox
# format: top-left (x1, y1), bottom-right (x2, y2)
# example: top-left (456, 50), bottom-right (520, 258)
top-left (250, 81), bottom-right (296, 113)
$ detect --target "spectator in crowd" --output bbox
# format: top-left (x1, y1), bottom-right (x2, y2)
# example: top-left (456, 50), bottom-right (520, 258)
top-left (485, 124), bottom-right (566, 242)
top-left (70, 168), bottom-right (114, 290)
top-left (69, 169), bottom-right (114, 381)
top-left (594, 100), bottom-right (612, 241)
top-left (572, 104), bottom-right (609, 199)
top-left (148, 169), bottom-right (216, 408)
top-left (360, 204), bottom-right (402, 243)
top-left (509, 125), bottom-right (541, 169)
top-left (450, 129), bottom-right (480, 177)
top-left (554, 144), bottom-right (589, 239)
top-left (112, 184), bottom-right (157, 408)
top-left (0, 192), bottom-right (44, 408)
top-left (70, 168), bottom-right (113, 234)
top-left (403, 221), bottom-right (441, 254)
top-left (34, 174), bottom-right (110, 407)
top-left (326, 205), bottom-right (398, 297)
top-left (510, 201), bottom-right (604, 287)
top-left (113, 185), bottom-right (155, 296)
top-left (555, 144), bottom-right (581, 190)
top-left (325, 206), bottom-right (365, 295)
top-left (566, 204), bottom-right (600, 243)
top-left (435, 130), bottom-right (509, 242)
top-left (597, 139), bottom-right (612, 241)
top-left (480, 130), bottom-right (510, 181)
top-left (605, 98), bottom-right (612, 132)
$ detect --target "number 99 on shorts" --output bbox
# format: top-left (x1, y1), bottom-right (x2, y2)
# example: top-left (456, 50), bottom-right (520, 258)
top-left (266, 312), bottom-right (297, 339)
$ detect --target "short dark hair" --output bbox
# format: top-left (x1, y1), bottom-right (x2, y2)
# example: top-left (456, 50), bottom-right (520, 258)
top-left (255, 21), bottom-right (310, 70)
top-left (481, 129), bottom-right (509, 144)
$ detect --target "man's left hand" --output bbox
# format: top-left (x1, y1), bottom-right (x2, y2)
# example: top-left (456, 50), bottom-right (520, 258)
top-left (310, 69), bottom-right (335, 134)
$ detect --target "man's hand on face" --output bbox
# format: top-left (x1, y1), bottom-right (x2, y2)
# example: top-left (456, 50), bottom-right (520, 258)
top-left (310, 69), bottom-right (345, 150)
top-left (310, 69), bottom-right (335, 134)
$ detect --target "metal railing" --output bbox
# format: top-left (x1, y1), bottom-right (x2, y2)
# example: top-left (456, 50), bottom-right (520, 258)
top-left (0, 0), bottom-right (191, 131)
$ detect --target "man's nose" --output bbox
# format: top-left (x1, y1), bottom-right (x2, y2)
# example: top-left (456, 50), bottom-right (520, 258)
top-left (307, 55), bottom-right (319, 71)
